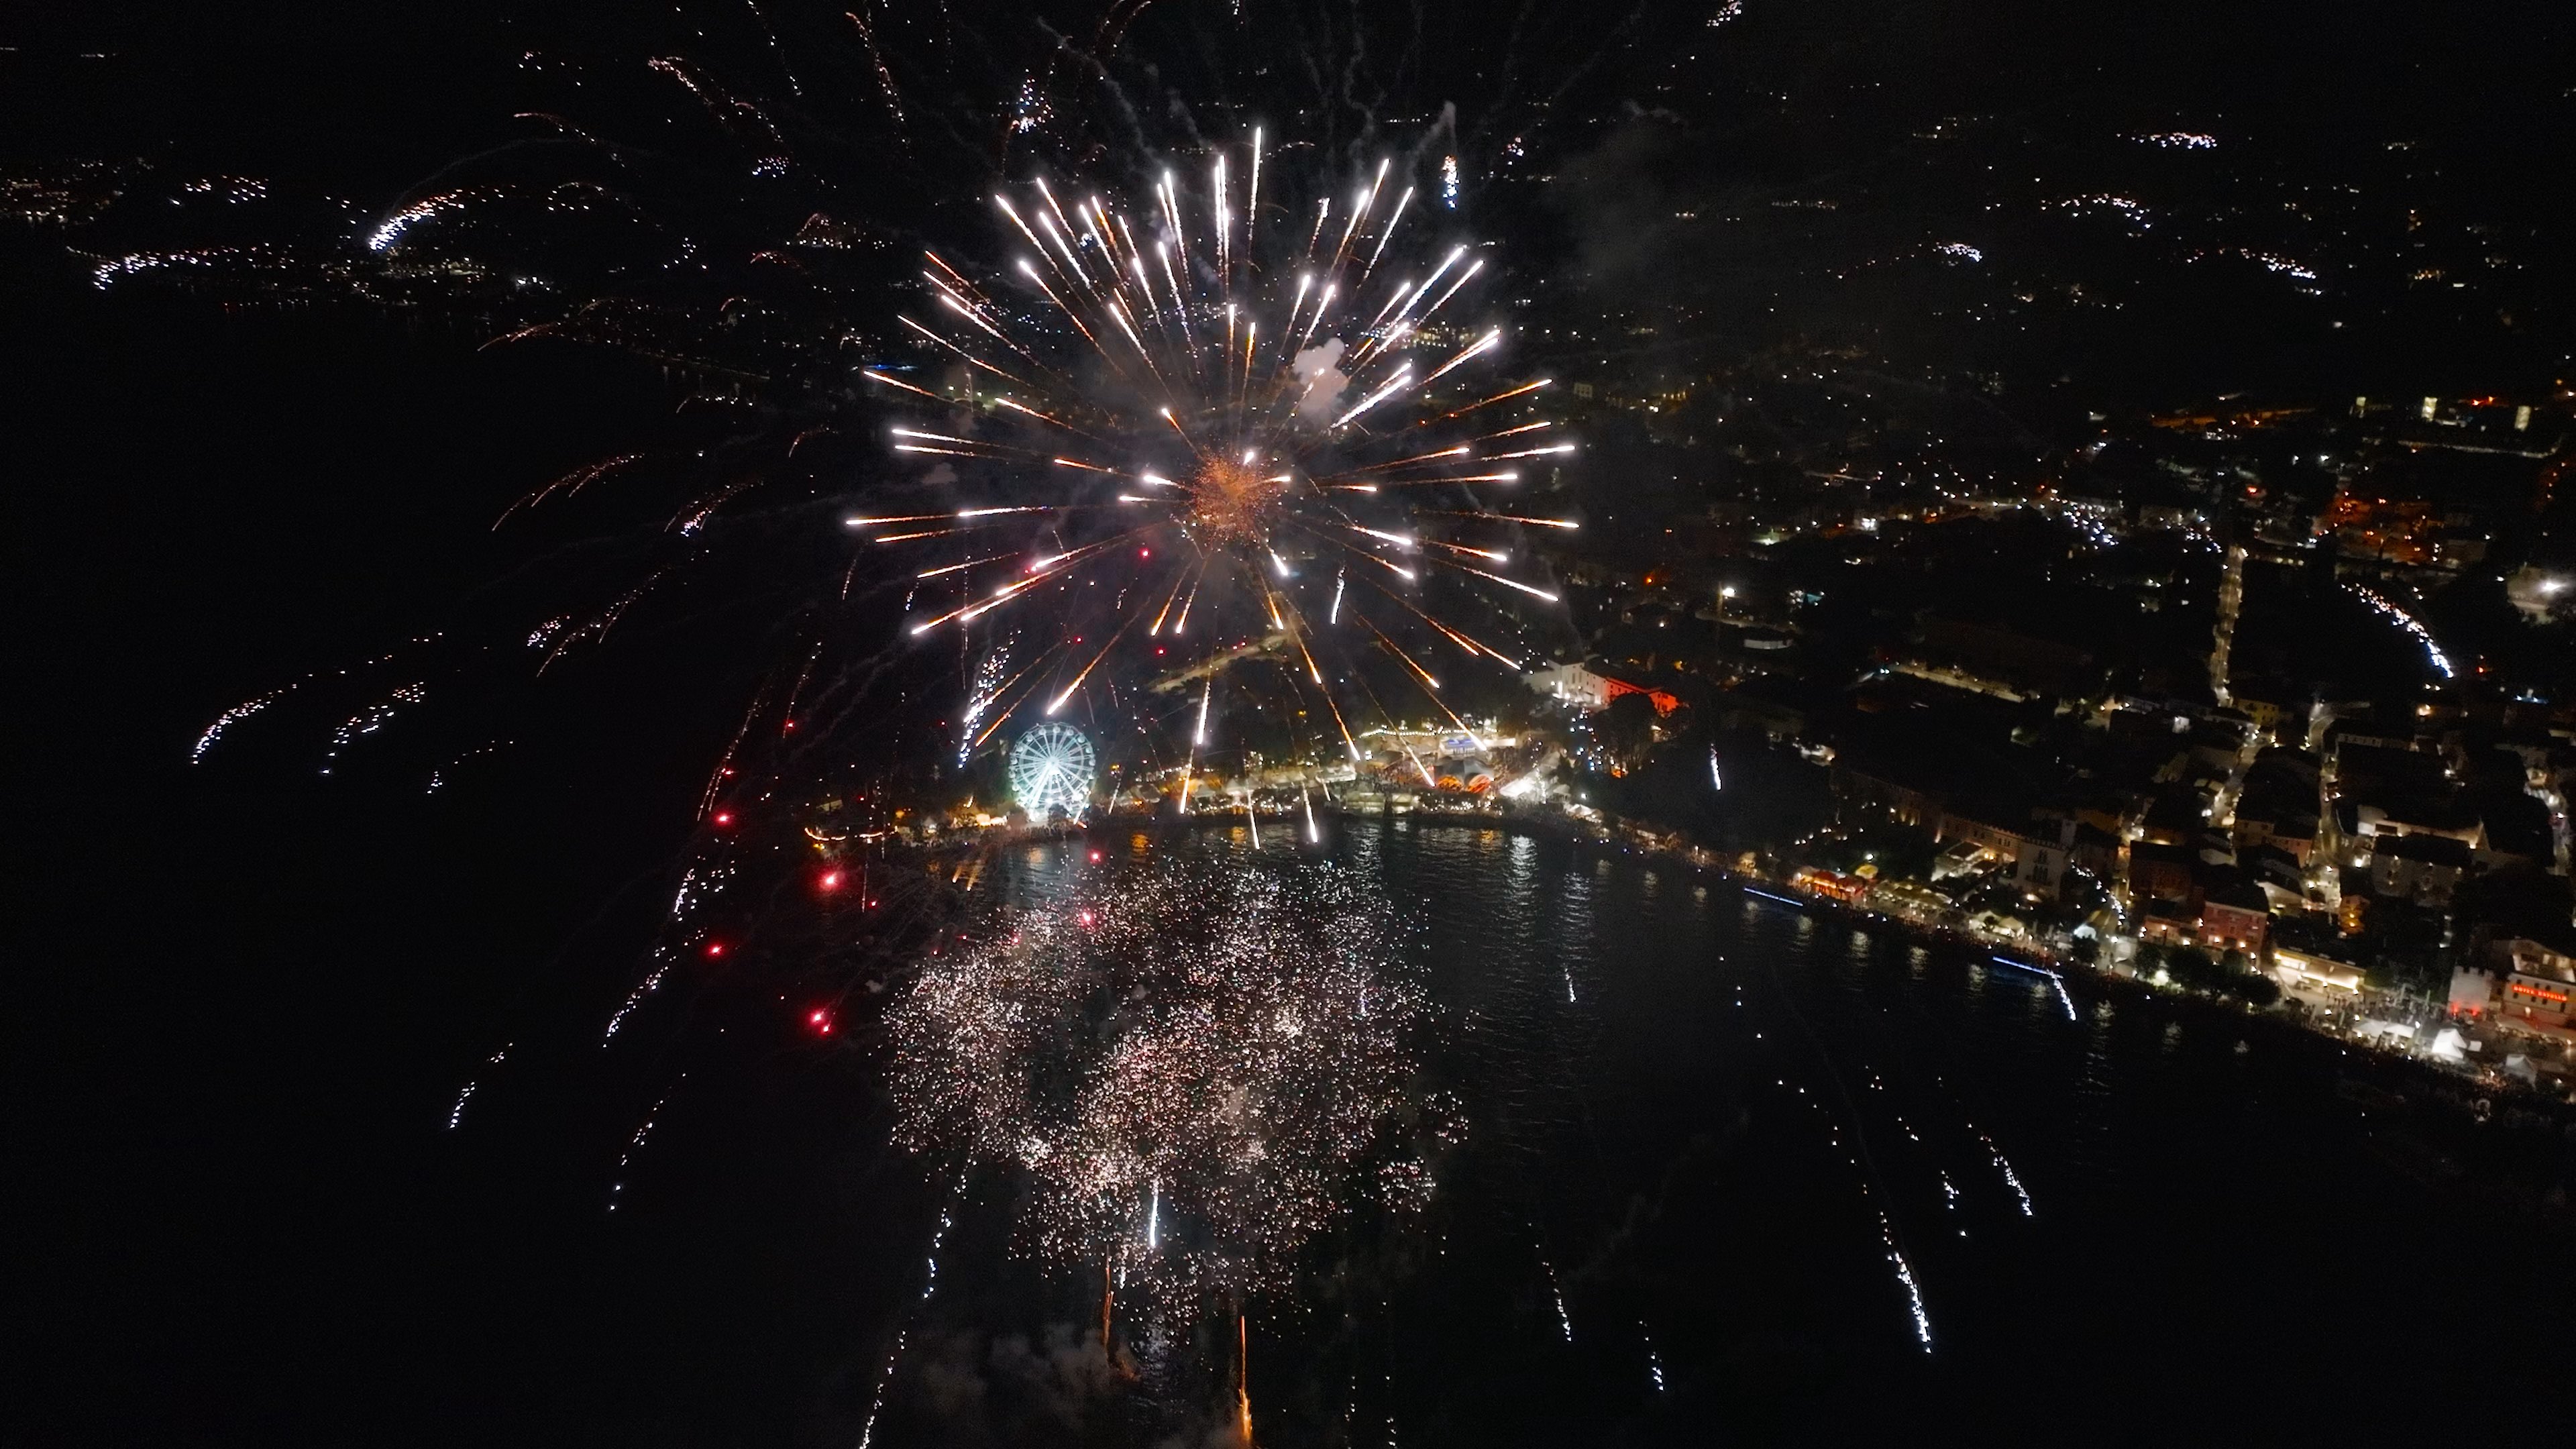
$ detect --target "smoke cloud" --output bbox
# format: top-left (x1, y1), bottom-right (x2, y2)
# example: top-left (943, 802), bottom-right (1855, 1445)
top-left (1289, 339), bottom-right (1352, 423)
top-left (889, 1323), bottom-right (1126, 1443)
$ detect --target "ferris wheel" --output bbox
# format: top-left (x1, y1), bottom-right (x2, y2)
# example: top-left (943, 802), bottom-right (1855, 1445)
top-left (1008, 722), bottom-right (1097, 818)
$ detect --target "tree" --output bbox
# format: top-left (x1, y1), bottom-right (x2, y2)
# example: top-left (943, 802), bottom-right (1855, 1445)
top-left (2162, 947), bottom-right (2222, 992)
top-left (1593, 692), bottom-right (1661, 772)
top-left (2159, 943), bottom-right (2281, 1006)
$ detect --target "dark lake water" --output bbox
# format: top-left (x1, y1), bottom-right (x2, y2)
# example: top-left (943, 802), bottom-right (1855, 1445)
top-left (21, 702), bottom-right (2576, 1449)
top-left (833, 818), bottom-right (2576, 1446)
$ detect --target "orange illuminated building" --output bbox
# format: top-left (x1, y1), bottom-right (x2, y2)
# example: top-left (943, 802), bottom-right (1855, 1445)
top-left (1792, 867), bottom-right (1868, 903)
top-left (1599, 674), bottom-right (1682, 715)
top-left (2321, 486), bottom-right (2437, 566)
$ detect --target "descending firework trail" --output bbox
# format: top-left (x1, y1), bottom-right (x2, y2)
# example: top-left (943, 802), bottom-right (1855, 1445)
top-left (319, 682), bottom-right (425, 774)
top-left (958, 641), bottom-right (1014, 764)
top-left (860, 134), bottom-right (1572, 758)
top-left (193, 686), bottom-right (292, 762)
top-left (853, 1168), bottom-right (970, 1449)
top-left (1540, 1258), bottom-right (1574, 1342)
top-left (602, 859), bottom-right (739, 1043)
top-left (1765, 914), bottom-right (1948, 1355)
top-left (1968, 1120), bottom-right (2036, 1216)
top-left (190, 633), bottom-right (445, 771)
top-left (884, 852), bottom-right (1423, 1311)
top-left (447, 1042), bottom-right (511, 1130)
top-left (607, 1075), bottom-right (684, 1212)
top-left (1882, 1215), bottom-right (1934, 1351)
top-left (1778, 1079), bottom-right (1938, 1350)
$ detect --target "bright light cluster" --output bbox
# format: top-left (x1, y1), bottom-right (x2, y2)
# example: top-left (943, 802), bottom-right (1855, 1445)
top-left (885, 853), bottom-right (1426, 1307)
top-left (365, 190), bottom-right (480, 252)
top-left (855, 131), bottom-right (1572, 763)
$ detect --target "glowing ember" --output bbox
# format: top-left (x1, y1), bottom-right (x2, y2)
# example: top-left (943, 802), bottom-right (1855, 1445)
top-left (1186, 453), bottom-right (1289, 547)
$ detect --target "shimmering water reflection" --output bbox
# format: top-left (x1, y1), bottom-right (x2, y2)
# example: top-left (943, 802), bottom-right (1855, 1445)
top-left (864, 818), bottom-right (2564, 1445)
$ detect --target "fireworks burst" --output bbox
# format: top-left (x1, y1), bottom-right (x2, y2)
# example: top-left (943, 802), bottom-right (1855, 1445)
top-left (885, 852), bottom-right (1425, 1309)
top-left (859, 135), bottom-right (1572, 771)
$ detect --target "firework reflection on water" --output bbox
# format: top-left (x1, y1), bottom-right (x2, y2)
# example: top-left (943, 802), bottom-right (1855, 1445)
top-left (887, 847), bottom-right (1428, 1316)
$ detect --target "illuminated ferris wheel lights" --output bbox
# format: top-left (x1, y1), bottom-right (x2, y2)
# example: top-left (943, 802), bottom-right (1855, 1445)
top-left (1008, 722), bottom-right (1098, 818)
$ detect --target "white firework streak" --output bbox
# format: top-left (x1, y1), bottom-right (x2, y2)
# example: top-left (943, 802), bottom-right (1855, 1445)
top-left (1984, 1134), bottom-right (2034, 1216)
top-left (193, 685), bottom-right (293, 763)
top-left (446, 1042), bottom-right (511, 1129)
top-left (856, 1171), bottom-right (971, 1449)
top-left (606, 1075), bottom-right (684, 1212)
top-left (603, 951), bottom-right (674, 1044)
top-left (1882, 1214), bottom-right (1933, 1350)
top-left (959, 642), bottom-right (1012, 765)
top-left (319, 682), bottom-right (425, 775)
